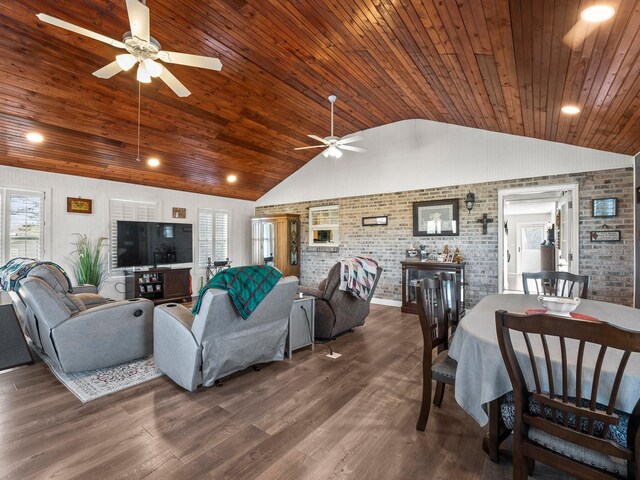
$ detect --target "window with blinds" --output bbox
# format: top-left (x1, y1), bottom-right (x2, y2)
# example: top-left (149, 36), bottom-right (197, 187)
top-left (0, 189), bottom-right (45, 264)
top-left (198, 209), bottom-right (230, 268)
top-left (109, 199), bottom-right (158, 270)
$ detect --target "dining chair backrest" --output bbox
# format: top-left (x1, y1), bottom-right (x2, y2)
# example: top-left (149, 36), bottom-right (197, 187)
top-left (522, 271), bottom-right (589, 299)
top-left (438, 272), bottom-right (460, 331)
top-left (416, 277), bottom-right (448, 353)
top-left (495, 310), bottom-right (640, 478)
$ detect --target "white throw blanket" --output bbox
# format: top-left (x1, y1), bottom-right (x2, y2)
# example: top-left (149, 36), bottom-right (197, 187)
top-left (338, 257), bottom-right (379, 301)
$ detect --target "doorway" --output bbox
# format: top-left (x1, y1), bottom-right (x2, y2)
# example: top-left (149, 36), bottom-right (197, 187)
top-left (498, 184), bottom-right (579, 294)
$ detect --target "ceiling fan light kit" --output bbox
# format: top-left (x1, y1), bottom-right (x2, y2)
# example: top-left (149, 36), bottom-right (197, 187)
top-left (294, 95), bottom-right (366, 158)
top-left (36, 0), bottom-right (222, 97)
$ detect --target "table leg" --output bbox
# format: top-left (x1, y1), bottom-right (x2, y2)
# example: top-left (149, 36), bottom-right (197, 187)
top-left (482, 398), bottom-right (512, 463)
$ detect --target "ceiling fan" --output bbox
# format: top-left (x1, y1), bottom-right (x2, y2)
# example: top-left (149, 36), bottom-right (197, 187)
top-left (36, 0), bottom-right (222, 97)
top-left (295, 95), bottom-right (365, 158)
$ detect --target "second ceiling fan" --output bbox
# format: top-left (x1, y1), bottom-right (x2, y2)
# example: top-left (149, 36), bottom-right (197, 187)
top-left (295, 95), bottom-right (366, 158)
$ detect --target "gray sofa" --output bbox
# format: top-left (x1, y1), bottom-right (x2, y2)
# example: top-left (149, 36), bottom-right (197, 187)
top-left (154, 276), bottom-right (298, 391)
top-left (299, 262), bottom-right (383, 339)
top-left (11, 264), bottom-right (154, 373)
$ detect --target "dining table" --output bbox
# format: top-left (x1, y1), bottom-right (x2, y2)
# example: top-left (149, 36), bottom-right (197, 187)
top-left (447, 293), bottom-right (640, 461)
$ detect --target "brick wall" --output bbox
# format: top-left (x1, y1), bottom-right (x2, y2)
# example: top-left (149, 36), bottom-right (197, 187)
top-left (256, 168), bottom-right (634, 307)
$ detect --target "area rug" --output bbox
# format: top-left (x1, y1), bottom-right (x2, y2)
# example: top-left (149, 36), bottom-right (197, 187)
top-left (36, 349), bottom-right (163, 403)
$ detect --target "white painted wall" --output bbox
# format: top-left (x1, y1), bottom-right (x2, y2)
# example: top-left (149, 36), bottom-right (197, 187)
top-left (257, 119), bottom-right (632, 206)
top-left (0, 165), bottom-right (255, 299)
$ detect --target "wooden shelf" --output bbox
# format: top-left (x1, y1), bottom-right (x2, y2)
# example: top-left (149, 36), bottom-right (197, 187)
top-left (125, 267), bottom-right (192, 305)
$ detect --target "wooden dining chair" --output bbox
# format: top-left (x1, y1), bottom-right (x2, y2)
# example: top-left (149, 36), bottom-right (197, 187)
top-left (439, 271), bottom-right (464, 334)
top-left (415, 277), bottom-right (458, 431)
top-left (495, 310), bottom-right (640, 480)
top-left (522, 271), bottom-right (590, 299)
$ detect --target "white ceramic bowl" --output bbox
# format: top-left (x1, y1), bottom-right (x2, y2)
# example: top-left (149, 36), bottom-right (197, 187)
top-left (538, 296), bottom-right (580, 316)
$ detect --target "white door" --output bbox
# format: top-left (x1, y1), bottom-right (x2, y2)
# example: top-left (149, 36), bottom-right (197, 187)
top-left (557, 193), bottom-right (574, 272)
top-left (516, 223), bottom-right (546, 273)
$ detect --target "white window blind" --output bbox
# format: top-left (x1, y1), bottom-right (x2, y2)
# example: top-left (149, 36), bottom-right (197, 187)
top-left (0, 189), bottom-right (44, 264)
top-left (198, 209), bottom-right (229, 268)
top-left (110, 199), bottom-right (158, 270)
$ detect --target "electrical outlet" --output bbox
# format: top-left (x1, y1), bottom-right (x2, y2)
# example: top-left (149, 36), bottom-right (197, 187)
top-left (326, 352), bottom-right (342, 359)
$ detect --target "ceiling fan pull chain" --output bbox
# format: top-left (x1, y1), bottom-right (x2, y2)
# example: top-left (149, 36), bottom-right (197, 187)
top-left (136, 81), bottom-right (141, 162)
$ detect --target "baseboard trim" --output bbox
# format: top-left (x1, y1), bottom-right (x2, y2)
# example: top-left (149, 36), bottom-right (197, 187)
top-left (371, 298), bottom-right (402, 308)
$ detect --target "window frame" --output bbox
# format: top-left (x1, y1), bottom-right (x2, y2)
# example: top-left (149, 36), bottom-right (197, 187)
top-left (308, 205), bottom-right (340, 247)
top-left (197, 208), bottom-right (231, 270)
top-left (0, 187), bottom-right (48, 264)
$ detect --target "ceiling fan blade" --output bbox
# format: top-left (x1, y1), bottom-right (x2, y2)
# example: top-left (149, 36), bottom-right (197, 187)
top-left (36, 13), bottom-right (125, 48)
top-left (337, 135), bottom-right (363, 145)
top-left (158, 51), bottom-right (222, 71)
top-left (125, 0), bottom-right (150, 42)
top-left (92, 61), bottom-right (124, 79)
top-left (159, 67), bottom-right (191, 97)
top-left (294, 145), bottom-right (326, 150)
top-left (307, 134), bottom-right (328, 144)
top-left (340, 145), bottom-right (366, 153)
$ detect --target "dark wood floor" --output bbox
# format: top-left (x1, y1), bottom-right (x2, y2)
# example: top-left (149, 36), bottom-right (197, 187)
top-left (0, 304), bottom-right (568, 479)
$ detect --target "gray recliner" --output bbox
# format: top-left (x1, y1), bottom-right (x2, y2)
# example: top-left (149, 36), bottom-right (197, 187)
top-left (299, 262), bottom-right (383, 339)
top-left (154, 276), bottom-right (298, 391)
top-left (12, 264), bottom-right (154, 373)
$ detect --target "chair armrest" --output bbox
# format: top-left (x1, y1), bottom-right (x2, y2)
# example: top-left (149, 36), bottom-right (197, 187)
top-left (298, 286), bottom-right (324, 298)
top-left (153, 303), bottom-right (202, 391)
top-left (75, 292), bottom-right (108, 309)
top-left (72, 284), bottom-right (98, 294)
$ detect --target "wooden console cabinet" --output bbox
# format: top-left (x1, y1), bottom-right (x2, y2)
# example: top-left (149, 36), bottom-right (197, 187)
top-left (401, 261), bottom-right (466, 318)
top-left (125, 267), bottom-right (192, 305)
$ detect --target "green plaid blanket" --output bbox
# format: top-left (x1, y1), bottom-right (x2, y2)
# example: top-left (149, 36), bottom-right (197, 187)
top-left (192, 265), bottom-right (282, 319)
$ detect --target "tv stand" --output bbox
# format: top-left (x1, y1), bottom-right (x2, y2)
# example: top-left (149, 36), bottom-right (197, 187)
top-left (125, 267), bottom-right (192, 305)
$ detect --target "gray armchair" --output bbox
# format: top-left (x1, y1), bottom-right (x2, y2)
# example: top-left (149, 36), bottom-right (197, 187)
top-left (154, 276), bottom-right (298, 391)
top-left (12, 264), bottom-right (153, 373)
top-left (299, 262), bottom-right (383, 339)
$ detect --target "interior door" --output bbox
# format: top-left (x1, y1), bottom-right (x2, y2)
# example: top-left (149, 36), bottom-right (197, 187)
top-left (516, 223), bottom-right (545, 273)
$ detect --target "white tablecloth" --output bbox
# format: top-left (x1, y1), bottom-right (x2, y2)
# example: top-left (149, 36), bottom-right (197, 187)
top-left (448, 294), bottom-right (640, 426)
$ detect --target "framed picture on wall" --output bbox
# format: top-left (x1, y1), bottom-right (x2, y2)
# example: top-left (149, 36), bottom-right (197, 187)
top-left (413, 199), bottom-right (459, 236)
top-left (66, 197), bottom-right (92, 214)
top-left (592, 198), bottom-right (617, 217)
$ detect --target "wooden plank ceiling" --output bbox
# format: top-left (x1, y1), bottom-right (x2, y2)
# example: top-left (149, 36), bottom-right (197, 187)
top-left (1, 0), bottom-right (639, 201)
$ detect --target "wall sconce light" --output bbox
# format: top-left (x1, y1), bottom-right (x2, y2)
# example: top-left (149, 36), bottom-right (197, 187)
top-left (465, 191), bottom-right (475, 213)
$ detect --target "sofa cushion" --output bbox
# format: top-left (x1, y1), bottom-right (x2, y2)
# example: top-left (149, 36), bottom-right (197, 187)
top-left (26, 265), bottom-right (86, 314)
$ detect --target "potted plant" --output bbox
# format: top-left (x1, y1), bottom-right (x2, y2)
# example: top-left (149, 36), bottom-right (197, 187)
top-left (68, 234), bottom-right (108, 292)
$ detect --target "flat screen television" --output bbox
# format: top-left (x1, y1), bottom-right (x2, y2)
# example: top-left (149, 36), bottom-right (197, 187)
top-left (116, 221), bottom-right (193, 268)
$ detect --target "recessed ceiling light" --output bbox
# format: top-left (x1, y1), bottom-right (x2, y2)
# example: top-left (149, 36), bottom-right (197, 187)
top-left (147, 158), bottom-right (160, 167)
top-left (561, 105), bottom-right (581, 115)
top-left (580, 5), bottom-right (616, 23)
top-left (227, 174), bottom-right (237, 183)
top-left (25, 132), bottom-right (44, 143)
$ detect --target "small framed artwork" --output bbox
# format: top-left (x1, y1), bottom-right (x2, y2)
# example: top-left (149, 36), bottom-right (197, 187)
top-left (592, 198), bottom-right (617, 218)
top-left (362, 216), bottom-right (388, 226)
top-left (67, 197), bottom-right (92, 214)
top-left (590, 230), bottom-right (621, 242)
top-left (172, 207), bottom-right (186, 219)
top-left (413, 199), bottom-right (459, 236)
